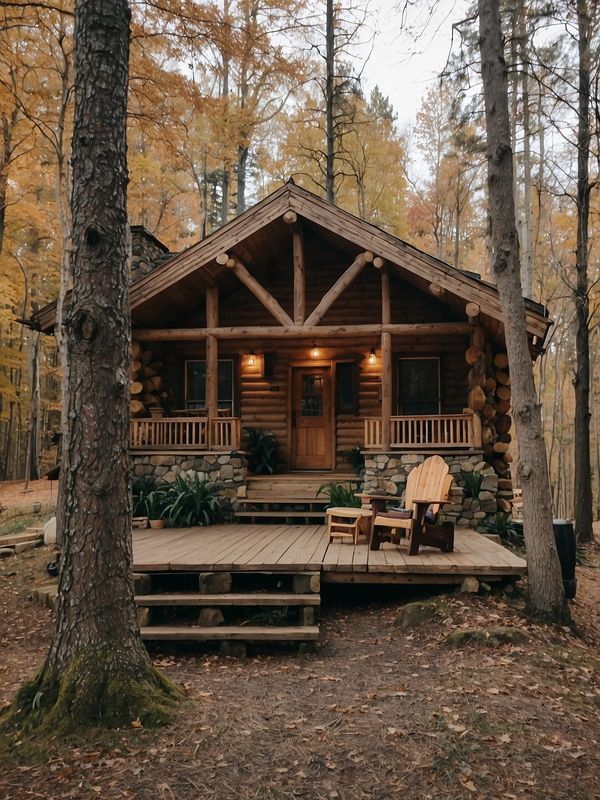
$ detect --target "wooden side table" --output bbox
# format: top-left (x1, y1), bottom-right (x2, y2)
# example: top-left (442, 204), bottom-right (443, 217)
top-left (326, 507), bottom-right (373, 545)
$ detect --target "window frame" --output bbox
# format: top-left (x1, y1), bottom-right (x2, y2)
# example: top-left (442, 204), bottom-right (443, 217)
top-left (396, 356), bottom-right (441, 415)
top-left (184, 358), bottom-right (236, 414)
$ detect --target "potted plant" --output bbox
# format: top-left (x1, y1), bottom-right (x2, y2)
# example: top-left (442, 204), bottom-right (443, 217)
top-left (144, 488), bottom-right (169, 528)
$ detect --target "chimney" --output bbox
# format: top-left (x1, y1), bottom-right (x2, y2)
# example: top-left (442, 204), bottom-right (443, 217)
top-left (130, 225), bottom-right (170, 282)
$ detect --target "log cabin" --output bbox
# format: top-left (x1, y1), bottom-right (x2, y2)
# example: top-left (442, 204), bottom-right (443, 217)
top-left (35, 182), bottom-right (551, 528)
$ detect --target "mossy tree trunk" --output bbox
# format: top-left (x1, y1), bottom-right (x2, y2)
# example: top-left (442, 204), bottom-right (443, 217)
top-left (7, 0), bottom-right (178, 735)
top-left (478, 0), bottom-right (569, 623)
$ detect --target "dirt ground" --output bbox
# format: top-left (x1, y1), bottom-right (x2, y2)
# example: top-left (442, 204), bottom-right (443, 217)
top-left (1, 536), bottom-right (599, 800)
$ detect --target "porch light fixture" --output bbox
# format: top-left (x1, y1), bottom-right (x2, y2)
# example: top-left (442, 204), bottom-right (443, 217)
top-left (368, 347), bottom-right (377, 365)
top-left (248, 352), bottom-right (256, 367)
top-left (310, 339), bottom-right (321, 358)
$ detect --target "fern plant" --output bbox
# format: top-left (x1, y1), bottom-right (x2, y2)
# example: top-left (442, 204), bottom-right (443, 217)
top-left (461, 469), bottom-right (484, 498)
top-left (132, 476), bottom-right (157, 517)
top-left (317, 482), bottom-right (361, 508)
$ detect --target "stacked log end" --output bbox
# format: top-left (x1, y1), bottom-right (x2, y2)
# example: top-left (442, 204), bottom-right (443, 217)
top-left (465, 328), bottom-right (514, 511)
top-left (481, 348), bottom-right (513, 509)
top-left (130, 339), bottom-right (165, 417)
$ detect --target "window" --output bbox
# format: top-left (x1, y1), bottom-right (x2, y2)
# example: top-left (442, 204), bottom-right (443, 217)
top-left (336, 362), bottom-right (358, 415)
top-left (397, 357), bottom-right (440, 415)
top-left (185, 359), bottom-right (234, 414)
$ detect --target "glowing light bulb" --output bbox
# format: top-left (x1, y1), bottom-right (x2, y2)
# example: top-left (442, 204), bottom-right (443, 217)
top-left (311, 340), bottom-right (320, 358)
top-left (248, 352), bottom-right (256, 366)
top-left (368, 348), bottom-right (377, 365)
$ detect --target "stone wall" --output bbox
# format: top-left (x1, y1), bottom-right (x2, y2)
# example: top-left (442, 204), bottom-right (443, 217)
top-left (131, 452), bottom-right (247, 510)
top-left (130, 226), bottom-right (170, 282)
top-left (362, 452), bottom-right (498, 528)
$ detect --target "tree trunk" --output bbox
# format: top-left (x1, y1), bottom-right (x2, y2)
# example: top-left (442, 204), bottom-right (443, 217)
top-left (519, 12), bottom-right (533, 299)
top-left (573, 0), bottom-right (593, 543)
top-left (325, 0), bottom-right (334, 203)
top-left (7, 0), bottom-right (178, 734)
top-left (478, 0), bottom-right (568, 621)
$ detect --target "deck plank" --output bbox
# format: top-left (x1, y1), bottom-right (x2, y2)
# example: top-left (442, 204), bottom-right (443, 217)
top-left (132, 524), bottom-right (526, 580)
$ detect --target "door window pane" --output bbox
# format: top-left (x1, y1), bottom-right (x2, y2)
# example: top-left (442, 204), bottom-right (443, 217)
top-left (397, 358), bottom-right (440, 415)
top-left (301, 374), bottom-right (323, 417)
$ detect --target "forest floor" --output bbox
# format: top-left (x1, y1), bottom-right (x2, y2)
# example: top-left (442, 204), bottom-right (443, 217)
top-left (1, 534), bottom-right (599, 800)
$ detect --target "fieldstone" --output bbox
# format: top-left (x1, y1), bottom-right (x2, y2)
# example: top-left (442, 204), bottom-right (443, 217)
top-left (481, 499), bottom-right (497, 513)
top-left (478, 491), bottom-right (495, 501)
top-left (134, 464), bottom-right (146, 477)
top-left (460, 461), bottom-right (474, 472)
top-left (150, 455), bottom-right (174, 467)
top-left (365, 459), bottom-right (376, 470)
top-left (449, 504), bottom-right (463, 513)
top-left (218, 455), bottom-right (230, 464)
top-left (474, 461), bottom-right (487, 472)
top-left (230, 458), bottom-right (242, 469)
top-left (471, 499), bottom-right (480, 511)
top-left (449, 464), bottom-right (462, 474)
top-left (387, 459), bottom-right (399, 470)
top-left (181, 460), bottom-right (193, 470)
top-left (480, 477), bottom-right (498, 492)
top-left (384, 480), bottom-right (399, 495)
top-left (461, 511), bottom-right (474, 519)
top-left (393, 601), bottom-right (438, 628)
top-left (473, 511), bottom-right (486, 519)
top-left (43, 517), bottom-right (57, 545)
top-left (463, 498), bottom-right (472, 510)
top-left (163, 471), bottom-right (177, 483)
top-left (221, 465), bottom-right (234, 479)
top-left (460, 576), bottom-right (480, 593)
top-left (401, 454), bottom-right (420, 464)
top-left (457, 518), bottom-right (470, 527)
top-left (155, 466), bottom-right (168, 476)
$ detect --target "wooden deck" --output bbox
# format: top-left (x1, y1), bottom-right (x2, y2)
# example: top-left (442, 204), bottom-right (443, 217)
top-left (132, 524), bottom-right (526, 584)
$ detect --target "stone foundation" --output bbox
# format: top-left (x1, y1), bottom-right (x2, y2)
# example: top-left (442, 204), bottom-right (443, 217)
top-left (362, 452), bottom-right (498, 528)
top-left (131, 451), bottom-right (247, 509)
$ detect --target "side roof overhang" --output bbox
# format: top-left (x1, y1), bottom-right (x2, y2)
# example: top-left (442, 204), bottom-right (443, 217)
top-left (34, 182), bottom-right (551, 349)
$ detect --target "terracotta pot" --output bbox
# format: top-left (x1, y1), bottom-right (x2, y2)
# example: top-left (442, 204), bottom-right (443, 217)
top-left (148, 518), bottom-right (166, 529)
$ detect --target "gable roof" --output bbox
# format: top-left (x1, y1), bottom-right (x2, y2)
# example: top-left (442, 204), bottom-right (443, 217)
top-left (35, 182), bottom-right (551, 344)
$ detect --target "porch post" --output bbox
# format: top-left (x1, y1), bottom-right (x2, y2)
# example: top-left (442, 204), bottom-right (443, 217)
top-left (381, 266), bottom-right (392, 450)
top-left (381, 332), bottom-right (392, 451)
top-left (206, 287), bottom-right (219, 425)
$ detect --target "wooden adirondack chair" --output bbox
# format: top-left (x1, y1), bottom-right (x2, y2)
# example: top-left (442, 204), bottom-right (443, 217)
top-left (369, 455), bottom-right (454, 555)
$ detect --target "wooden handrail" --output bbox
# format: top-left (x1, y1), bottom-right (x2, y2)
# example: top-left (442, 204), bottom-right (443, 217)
top-left (130, 415), bottom-right (240, 451)
top-left (364, 412), bottom-right (481, 450)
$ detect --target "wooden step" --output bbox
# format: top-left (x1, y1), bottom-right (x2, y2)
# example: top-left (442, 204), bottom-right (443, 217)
top-left (140, 625), bottom-right (320, 641)
top-left (0, 530), bottom-right (43, 546)
top-left (239, 497), bottom-right (328, 506)
top-left (234, 511), bottom-right (326, 520)
top-left (135, 593), bottom-right (320, 607)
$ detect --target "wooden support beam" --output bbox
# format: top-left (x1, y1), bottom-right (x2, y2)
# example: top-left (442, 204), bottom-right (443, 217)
top-left (292, 222), bottom-right (305, 325)
top-left (304, 252), bottom-right (368, 326)
top-left (381, 264), bottom-right (391, 326)
top-left (381, 330), bottom-right (392, 450)
top-left (230, 256), bottom-right (294, 327)
top-left (133, 322), bottom-right (474, 341)
top-left (205, 286), bottom-right (219, 419)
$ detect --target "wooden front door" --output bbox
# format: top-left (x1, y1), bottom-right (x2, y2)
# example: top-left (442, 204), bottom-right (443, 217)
top-left (291, 366), bottom-right (333, 470)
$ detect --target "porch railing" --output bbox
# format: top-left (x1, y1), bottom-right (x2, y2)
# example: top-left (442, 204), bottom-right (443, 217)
top-left (129, 416), bottom-right (240, 451)
top-left (364, 412), bottom-right (481, 450)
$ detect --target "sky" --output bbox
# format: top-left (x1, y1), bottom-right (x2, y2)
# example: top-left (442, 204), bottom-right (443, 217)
top-left (358, 0), bottom-right (469, 130)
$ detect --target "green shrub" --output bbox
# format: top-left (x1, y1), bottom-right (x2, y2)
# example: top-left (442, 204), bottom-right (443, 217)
top-left (340, 445), bottom-right (365, 475)
top-left (144, 487), bottom-right (169, 521)
top-left (461, 469), bottom-right (484, 498)
top-left (317, 482), bottom-right (361, 508)
top-left (480, 513), bottom-right (522, 545)
top-left (132, 476), bottom-right (155, 517)
top-left (244, 427), bottom-right (279, 475)
top-left (163, 474), bottom-right (223, 527)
